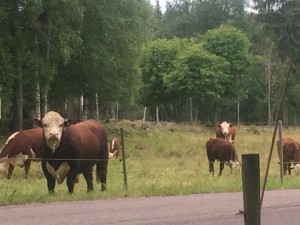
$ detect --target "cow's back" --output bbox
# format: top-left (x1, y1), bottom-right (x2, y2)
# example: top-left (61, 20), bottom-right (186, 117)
top-left (206, 138), bottom-right (237, 161)
top-left (41, 119), bottom-right (108, 165)
top-left (278, 137), bottom-right (300, 162)
top-left (0, 128), bottom-right (43, 157)
top-left (74, 120), bottom-right (107, 155)
top-left (24, 128), bottom-right (43, 157)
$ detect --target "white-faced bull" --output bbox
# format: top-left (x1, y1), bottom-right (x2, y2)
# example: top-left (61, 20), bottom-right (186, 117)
top-left (34, 111), bottom-right (109, 193)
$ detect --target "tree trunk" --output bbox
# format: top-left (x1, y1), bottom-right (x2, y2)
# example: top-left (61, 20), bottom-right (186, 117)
top-left (265, 44), bottom-right (272, 127)
top-left (143, 107), bottom-right (147, 121)
top-left (35, 83), bottom-right (41, 120)
top-left (237, 101), bottom-right (240, 125)
top-left (11, 0), bottom-right (23, 131)
top-left (79, 94), bottom-right (84, 120)
top-left (214, 102), bottom-right (218, 126)
top-left (111, 103), bottom-right (116, 121)
top-left (156, 106), bottom-right (159, 122)
top-left (189, 97), bottom-right (193, 121)
top-left (41, 4), bottom-right (51, 116)
top-left (116, 102), bottom-right (119, 122)
top-left (95, 93), bottom-right (99, 121)
top-left (12, 52), bottom-right (23, 131)
top-left (83, 98), bottom-right (88, 121)
top-left (283, 104), bottom-right (289, 129)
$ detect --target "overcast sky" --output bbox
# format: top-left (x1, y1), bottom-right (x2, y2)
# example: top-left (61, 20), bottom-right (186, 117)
top-left (149, 0), bottom-right (257, 14)
top-left (149, 0), bottom-right (170, 12)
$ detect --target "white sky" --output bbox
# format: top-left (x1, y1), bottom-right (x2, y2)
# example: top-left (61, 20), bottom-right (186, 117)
top-left (149, 0), bottom-right (170, 13)
top-left (149, 0), bottom-right (257, 14)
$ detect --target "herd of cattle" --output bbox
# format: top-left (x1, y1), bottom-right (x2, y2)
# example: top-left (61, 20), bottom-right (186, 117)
top-left (0, 114), bottom-right (299, 193)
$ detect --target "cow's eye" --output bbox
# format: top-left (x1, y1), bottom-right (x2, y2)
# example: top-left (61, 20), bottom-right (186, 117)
top-left (59, 124), bottom-right (64, 128)
top-left (43, 123), bottom-right (48, 128)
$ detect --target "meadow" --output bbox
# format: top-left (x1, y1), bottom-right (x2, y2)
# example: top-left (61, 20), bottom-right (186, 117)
top-left (0, 120), bottom-right (300, 206)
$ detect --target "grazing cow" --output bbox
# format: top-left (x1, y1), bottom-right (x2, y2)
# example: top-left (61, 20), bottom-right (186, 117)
top-left (216, 121), bottom-right (236, 144)
top-left (277, 137), bottom-right (300, 175)
top-left (0, 128), bottom-right (43, 179)
top-left (34, 111), bottom-right (108, 193)
top-left (109, 138), bottom-right (121, 159)
top-left (206, 138), bottom-right (240, 176)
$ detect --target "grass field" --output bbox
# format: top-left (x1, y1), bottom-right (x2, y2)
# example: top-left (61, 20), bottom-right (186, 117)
top-left (0, 120), bottom-right (299, 206)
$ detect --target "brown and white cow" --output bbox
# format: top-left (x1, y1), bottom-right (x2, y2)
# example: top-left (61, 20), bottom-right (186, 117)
top-left (277, 137), bottom-right (300, 175)
top-left (34, 111), bottom-right (108, 193)
top-left (206, 138), bottom-right (240, 176)
top-left (0, 128), bottom-right (43, 179)
top-left (109, 138), bottom-right (121, 159)
top-left (216, 121), bottom-right (236, 144)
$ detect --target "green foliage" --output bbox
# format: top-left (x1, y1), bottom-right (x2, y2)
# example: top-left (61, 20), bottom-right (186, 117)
top-left (1, 0), bottom-right (300, 128)
top-left (164, 43), bottom-right (229, 101)
top-left (140, 38), bottom-right (189, 107)
top-left (164, 0), bottom-right (246, 38)
top-left (203, 24), bottom-right (252, 78)
top-left (202, 24), bottom-right (253, 112)
top-left (246, 124), bottom-right (261, 135)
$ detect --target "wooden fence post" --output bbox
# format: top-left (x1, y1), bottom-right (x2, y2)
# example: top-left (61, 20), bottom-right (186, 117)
top-left (120, 128), bottom-right (128, 191)
top-left (242, 154), bottom-right (261, 225)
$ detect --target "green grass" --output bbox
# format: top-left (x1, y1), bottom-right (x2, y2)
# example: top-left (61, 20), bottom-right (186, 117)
top-left (0, 121), bottom-right (300, 205)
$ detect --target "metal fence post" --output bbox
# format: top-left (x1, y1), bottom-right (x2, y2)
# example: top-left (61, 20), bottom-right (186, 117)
top-left (120, 128), bottom-right (128, 191)
top-left (278, 121), bottom-right (284, 183)
top-left (242, 154), bottom-right (260, 225)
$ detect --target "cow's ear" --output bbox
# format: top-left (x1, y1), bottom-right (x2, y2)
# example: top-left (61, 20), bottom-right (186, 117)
top-left (33, 118), bottom-right (43, 128)
top-left (64, 119), bottom-right (73, 127)
top-left (229, 123), bottom-right (234, 127)
top-left (217, 124), bottom-right (221, 128)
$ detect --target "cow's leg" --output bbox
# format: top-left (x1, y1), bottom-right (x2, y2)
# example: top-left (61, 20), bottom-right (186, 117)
top-left (66, 170), bottom-right (78, 194)
top-left (219, 162), bottom-right (225, 176)
top-left (283, 162), bottom-right (288, 175)
top-left (96, 161), bottom-right (108, 191)
top-left (288, 162), bottom-right (292, 175)
top-left (24, 160), bottom-right (31, 178)
top-left (7, 164), bottom-right (14, 179)
top-left (209, 161), bottom-right (214, 175)
top-left (41, 161), bottom-right (56, 193)
top-left (82, 166), bottom-right (94, 192)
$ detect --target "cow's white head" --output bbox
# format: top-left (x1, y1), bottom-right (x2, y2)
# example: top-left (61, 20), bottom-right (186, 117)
top-left (34, 111), bottom-right (72, 153)
top-left (218, 121), bottom-right (230, 136)
top-left (230, 160), bottom-right (241, 170)
top-left (294, 164), bottom-right (300, 176)
top-left (109, 138), bottom-right (121, 159)
top-left (218, 121), bottom-right (234, 141)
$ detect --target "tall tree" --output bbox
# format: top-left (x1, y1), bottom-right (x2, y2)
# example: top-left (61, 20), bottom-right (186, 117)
top-left (9, 0), bottom-right (24, 131)
top-left (0, 1), bottom-right (13, 123)
top-left (253, 0), bottom-right (300, 125)
top-left (140, 38), bottom-right (190, 120)
top-left (203, 24), bottom-right (252, 123)
top-left (164, 42), bottom-right (230, 121)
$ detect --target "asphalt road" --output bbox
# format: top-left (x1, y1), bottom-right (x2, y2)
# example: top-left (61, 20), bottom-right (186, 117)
top-left (1, 189), bottom-right (300, 225)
